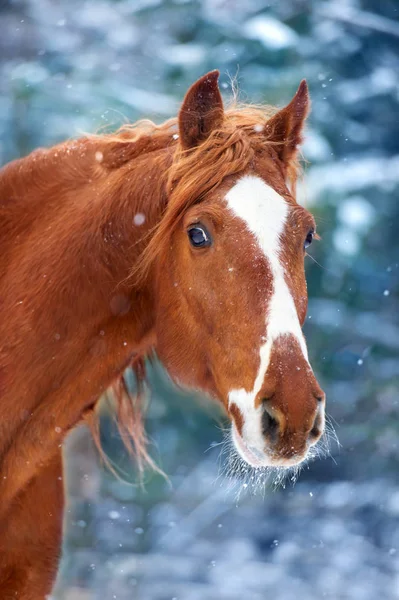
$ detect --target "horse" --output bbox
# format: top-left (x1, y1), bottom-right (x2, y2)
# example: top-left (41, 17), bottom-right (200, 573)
top-left (0, 70), bottom-right (325, 599)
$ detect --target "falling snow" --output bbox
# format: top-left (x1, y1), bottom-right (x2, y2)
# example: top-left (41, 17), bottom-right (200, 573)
top-left (1, 0), bottom-right (397, 598)
top-left (133, 213), bottom-right (146, 226)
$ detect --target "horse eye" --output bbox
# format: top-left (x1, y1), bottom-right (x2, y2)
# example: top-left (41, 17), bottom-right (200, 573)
top-left (304, 230), bottom-right (314, 249)
top-left (188, 225), bottom-right (211, 248)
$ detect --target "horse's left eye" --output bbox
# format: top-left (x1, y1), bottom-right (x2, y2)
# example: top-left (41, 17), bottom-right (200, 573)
top-left (188, 225), bottom-right (211, 248)
top-left (304, 230), bottom-right (314, 249)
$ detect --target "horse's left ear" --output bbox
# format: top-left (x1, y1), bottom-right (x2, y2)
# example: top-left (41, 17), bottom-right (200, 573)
top-left (178, 70), bottom-right (224, 150)
top-left (264, 80), bottom-right (310, 166)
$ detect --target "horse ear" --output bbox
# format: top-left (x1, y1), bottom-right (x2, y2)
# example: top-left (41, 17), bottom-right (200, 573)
top-left (178, 70), bottom-right (224, 150)
top-left (264, 80), bottom-right (310, 166)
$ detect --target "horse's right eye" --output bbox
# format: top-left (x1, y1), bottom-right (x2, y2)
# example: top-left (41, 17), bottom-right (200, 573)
top-left (188, 225), bottom-right (212, 248)
top-left (304, 230), bottom-right (314, 249)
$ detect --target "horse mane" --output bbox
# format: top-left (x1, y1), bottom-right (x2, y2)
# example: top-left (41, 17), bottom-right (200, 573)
top-left (90, 355), bottom-right (163, 480)
top-left (90, 101), bottom-right (302, 477)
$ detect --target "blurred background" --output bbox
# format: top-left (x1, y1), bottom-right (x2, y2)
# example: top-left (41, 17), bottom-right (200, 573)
top-left (1, 0), bottom-right (399, 598)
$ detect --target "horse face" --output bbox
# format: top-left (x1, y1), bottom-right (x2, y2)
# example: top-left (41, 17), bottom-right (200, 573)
top-left (155, 72), bottom-right (325, 469)
top-left (222, 171), bottom-right (325, 468)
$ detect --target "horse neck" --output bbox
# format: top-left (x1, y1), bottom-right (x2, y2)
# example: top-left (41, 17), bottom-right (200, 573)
top-left (2, 134), bottom-right (170, 284)
top-left (0, 136), bottom-right (171, 422)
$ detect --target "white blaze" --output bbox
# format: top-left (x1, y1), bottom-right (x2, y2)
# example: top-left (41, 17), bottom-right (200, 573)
top-left (225, 175), bottom-right (309, 458)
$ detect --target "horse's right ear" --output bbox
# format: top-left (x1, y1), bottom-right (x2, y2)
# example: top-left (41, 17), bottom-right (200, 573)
top-left (178, 70), bottom-right (224, 150)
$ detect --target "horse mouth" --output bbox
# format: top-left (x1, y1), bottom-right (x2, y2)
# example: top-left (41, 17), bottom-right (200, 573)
top-left (231, 426), bottom-right (308, 469)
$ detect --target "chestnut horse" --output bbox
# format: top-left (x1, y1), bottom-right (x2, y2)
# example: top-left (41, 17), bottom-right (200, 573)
top-left (0, 71), bottom-right (325, 598)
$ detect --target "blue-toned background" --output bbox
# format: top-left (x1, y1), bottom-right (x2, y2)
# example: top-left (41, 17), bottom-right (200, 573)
top-left (1, 0), bottom-right (399, 598)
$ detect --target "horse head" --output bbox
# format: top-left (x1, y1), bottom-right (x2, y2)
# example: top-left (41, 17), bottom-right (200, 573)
top-left (144, 71), bottom-right (325, 470)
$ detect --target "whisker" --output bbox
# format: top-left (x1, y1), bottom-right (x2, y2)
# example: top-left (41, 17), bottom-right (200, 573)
top-left (204, 440), bottom-right (225, 453)
top-left (215, 409), bottom-right (341, 500)
top-left (324, 414), bottom-right (341, 448)
top-left (305, 252), bottom-right (331, 272)
top-left (312, 215), bottom-right (334, 226)
top-left (216, 427), bottom-right (318, 500)
top-left (325, 412), bottom-right (340, 430)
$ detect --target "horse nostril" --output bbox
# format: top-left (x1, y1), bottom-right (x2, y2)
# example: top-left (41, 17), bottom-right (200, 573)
top-left (262, 406), bottom-right (280, 443)
top-left (310, 425), bottom-right (321, 440)
top-left (314, 389), bottom-right (325, 404)
top-left (309, 411), bottom-right (323, 442)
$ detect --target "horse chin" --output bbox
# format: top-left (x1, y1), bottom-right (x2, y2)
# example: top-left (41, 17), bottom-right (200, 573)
top-left (231, 426), bottom-right (307, 470)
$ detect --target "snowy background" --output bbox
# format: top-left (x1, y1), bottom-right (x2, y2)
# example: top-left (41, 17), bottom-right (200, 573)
top-left (1, 0), bottom-right (399, 598)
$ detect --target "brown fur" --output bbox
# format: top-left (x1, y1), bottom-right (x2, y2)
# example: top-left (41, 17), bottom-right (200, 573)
top-left (0, 71), bottom-right (323, 597)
